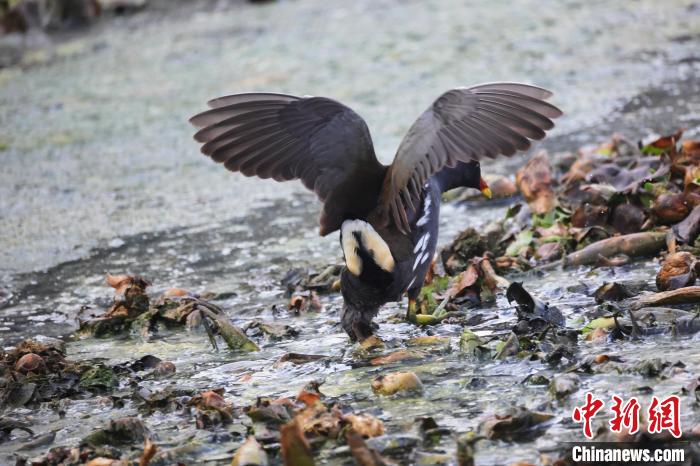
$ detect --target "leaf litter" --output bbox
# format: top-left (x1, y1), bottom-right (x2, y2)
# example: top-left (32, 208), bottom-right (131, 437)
top-left (5, 129), bottom-right (700, 465)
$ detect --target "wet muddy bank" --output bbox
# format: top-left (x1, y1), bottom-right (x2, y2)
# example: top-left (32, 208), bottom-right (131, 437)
top-left (2, 1), bottom-right (700, 464)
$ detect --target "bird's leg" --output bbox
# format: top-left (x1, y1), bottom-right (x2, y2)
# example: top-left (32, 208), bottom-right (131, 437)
top-left (406, 299), bottom-right (418, 323)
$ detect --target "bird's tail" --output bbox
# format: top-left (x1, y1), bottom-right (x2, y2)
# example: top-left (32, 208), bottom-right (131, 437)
top-left (340, 220), bottom-right (395, 277)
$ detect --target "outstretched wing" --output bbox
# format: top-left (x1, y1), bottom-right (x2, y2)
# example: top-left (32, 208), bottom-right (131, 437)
top-left (190, 93), bottom-right (387, 235)
top-left (377, 83), bottom-right (562, 232)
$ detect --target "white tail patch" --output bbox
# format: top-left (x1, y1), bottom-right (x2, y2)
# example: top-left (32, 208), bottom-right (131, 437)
top-left (341, 220), bottom-right (395, 276)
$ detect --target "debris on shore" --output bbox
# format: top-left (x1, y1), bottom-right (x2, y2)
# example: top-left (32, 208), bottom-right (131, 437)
top-left (5, 129), bottom-right (700, 465)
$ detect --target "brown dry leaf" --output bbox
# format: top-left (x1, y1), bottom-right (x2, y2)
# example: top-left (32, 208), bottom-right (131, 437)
top-left (585, 327), bottom-right (609, 342)
top-left (85, 459), bottom-right (123, 466)
top-left (594, 354), bottom-right (610, 364)
top-left (561, 141), bottom-right (616, 186)
top-left (231, 436), bottom-right (268, 466)
top-left (487, 176), bottom-right (517, 198)
top-left (359, 335), bottom-right (385, 350)
top-left (370, 350), bottom-right (420, 366)
top-left (479, 408), bottom-right (554, 442)
top-left (189, 389), bottom-right (234, 428)
top-left (610, 203), bottom-right (646, 234)
top-left (371, 372), bottom-right (423, 396)
top-left (535, 242), bottom-right (562, 262)
top-left (494, 255), bottom-right (530, 272)
top-left (684, 165), bottom-right (700, 188)
top-left (571, 203), bottom-right (609, 228)
top-left (587, 156), bottom-right (671, 193)
top-left (289, 291), bottom-right (322, 313)
top-left (645, 129), bottom-right (683, 153)
top-left (14, 353), bottom-right (45, 373)
top-left (652, 193), bottom-right (690, 224)
top-left (106, 273), bottom-right (132, 293)
top-left (201, 390), bottom-right (229, 410)
top-left (346, 430), bottom-right (389, 466)
top-left (344, 413), bottom-right (385, 438)
top-left (449, 264), bottom-right (479, 298)
top-left (162, 287), bottom-right (191, 298)
top-left (673, 205), bottom-right (700, 244)
top-left (684, 182), bottom-right (700, 209)
top-left (105, 273), bottom-right (150, 297)
top-left (656, 252), bottom-right (699, 291)
top-left (479, 258), bottom-right (508, 300)
top-left (579, 183), bottom-right (618, 204)
top-left (516, 151), bottom-right (557, 214)
top-left (280, 417), bottom-right (315, 466)
top-left (138, 438), bottom-right (157, 466)
top-left (297, 403), bottom-right (342, 438)
top-left (296, 389), bottom-right (321, 407)
top-left (678, 139), bottom-right (700, 168)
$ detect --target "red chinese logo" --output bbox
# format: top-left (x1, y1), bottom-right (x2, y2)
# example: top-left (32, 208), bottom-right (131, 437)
top-left (573, 393), bottom-right (682, 439)
top-left (648, 395), bottom-right (682, 438)
top-left (572, 392), bottom-right (605, 439)
top-left (609, 395), bottom-right (640, 435)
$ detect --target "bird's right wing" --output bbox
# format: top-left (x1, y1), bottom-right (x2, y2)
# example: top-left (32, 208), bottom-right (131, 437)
top-left (190, 93), bottom-right (387, 235)
top-left (376, 83), bottom-right (562, 232)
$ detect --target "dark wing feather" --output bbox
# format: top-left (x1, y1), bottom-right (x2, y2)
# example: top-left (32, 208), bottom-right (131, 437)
top-left (190, 93), bottom-right (386, 235)
top-left (378, 83), bottom-right (562, 232)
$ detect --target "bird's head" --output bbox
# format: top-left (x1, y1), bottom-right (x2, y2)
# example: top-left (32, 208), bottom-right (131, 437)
top-left (463, 160), bottom-right (492, 199)
top-left (339, 268), bottom-right (383, 342)
top-left (340, 302), bottom-right (378, 342)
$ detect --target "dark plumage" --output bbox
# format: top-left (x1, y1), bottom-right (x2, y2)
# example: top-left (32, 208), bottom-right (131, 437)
top-left (190, 83), bottom-right (562, 342)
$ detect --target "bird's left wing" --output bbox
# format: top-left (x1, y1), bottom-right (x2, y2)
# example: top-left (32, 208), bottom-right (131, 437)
top-left (376, 83), bottom-right (562, 232)
top-left (190, 93), bottom-right (387, 235)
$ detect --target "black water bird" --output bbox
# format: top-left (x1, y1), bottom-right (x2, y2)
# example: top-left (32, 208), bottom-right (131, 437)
top-left (190, 83), bottom-right (562, 342)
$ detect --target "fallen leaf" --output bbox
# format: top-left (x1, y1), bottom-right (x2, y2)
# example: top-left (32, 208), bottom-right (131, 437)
top-left (370, 350), bottom-right (421, 366)
top-left (232, 436), bottom-right (268, 466)
top-left (139, 438), bottom-right (157, 466)
top-left (280, 418), bottom-right (315, 466)
top-left (14, 353), bottom-right (45, 374)
top-left (344, 413), bottom-right (385, 438)
top-left (673, 205), bottom-right (700, 244)
top-left (371, 372), bottom-right (423, 396)
top-left (535, 242), bottom-right (562, 262)
top-left (656, 252), bottom-right (699, 291)
top-left (652, 193), bottom-right (690, 224)
top-left (610, 203), bottom-right (646, 234)
top-left (346, 430), bottom-right (389, 466)
top-left (479, 407), bottom-right (554, 442)
top-left (516, 151), bottom-right (557, 214)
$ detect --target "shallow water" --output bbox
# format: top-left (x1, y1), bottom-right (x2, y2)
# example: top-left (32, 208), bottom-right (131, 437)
top-left (1, 0), bottom-right (700, 464)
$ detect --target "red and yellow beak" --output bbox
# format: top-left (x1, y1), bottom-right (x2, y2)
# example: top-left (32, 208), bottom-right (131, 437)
top-left (479, 177), bottom-right (492, 199)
